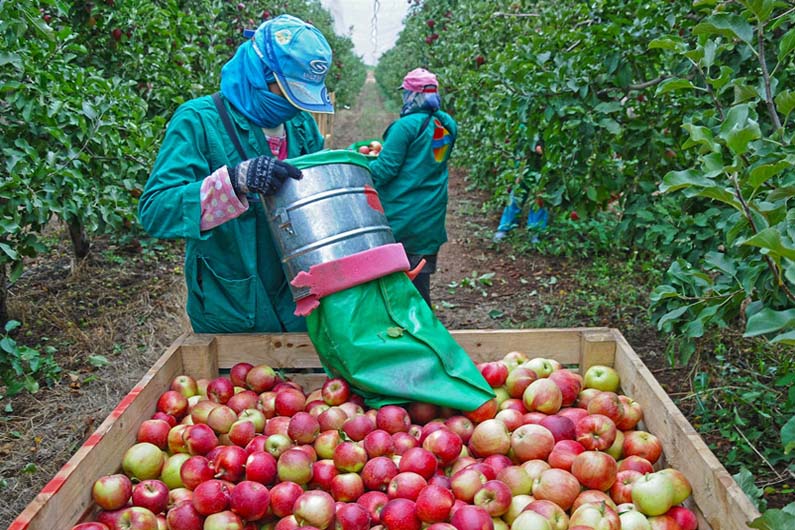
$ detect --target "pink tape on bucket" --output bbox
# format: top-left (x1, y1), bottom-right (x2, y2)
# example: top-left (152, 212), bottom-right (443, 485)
top-left (291, 243), bottom-right (410, 316)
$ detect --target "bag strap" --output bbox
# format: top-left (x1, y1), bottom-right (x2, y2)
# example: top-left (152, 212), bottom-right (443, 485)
top-left (212, 92), bottom-right (248, 161)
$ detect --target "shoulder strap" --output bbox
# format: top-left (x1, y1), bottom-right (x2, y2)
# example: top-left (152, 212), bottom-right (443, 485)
top-left (212, 92), bottom-right (248, 161)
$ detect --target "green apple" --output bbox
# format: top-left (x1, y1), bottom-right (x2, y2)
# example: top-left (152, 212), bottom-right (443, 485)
top-left (631, 471), bottom-right (675, 516)
top-left (583, 364), bottom-right (621, 392)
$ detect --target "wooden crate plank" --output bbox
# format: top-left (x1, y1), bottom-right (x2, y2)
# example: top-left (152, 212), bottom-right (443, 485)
top-left (452, 328), bottom-right (607, 364)
top-left (10, 334), bottom-right (189, 530)
top-left (180, 333), bottom-right (219, 379)
top-left (211, 333), bottom-right (319, 370)
top-left (611, 330), bottom-right (760, 529)
top-left (578, 329), bottom-right (617, 374)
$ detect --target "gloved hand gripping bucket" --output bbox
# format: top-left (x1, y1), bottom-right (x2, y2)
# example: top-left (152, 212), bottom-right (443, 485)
top-left (261, 150), bottom-right (494, 410)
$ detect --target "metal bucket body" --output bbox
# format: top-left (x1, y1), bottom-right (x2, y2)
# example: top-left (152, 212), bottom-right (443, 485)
top-left (263, 162), bottom-right (394, 300)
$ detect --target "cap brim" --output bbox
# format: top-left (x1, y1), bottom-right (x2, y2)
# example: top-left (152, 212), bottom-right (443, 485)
top-left (274, 74), bottom-right (334, 114)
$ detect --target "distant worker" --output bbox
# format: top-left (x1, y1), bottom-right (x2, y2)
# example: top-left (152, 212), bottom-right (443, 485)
top-left (492, 131), bottom-right (548, 243)
top-left (138, 15), bottom-right (333, 333)
top-left (368, 68), bottom-right (457, 308)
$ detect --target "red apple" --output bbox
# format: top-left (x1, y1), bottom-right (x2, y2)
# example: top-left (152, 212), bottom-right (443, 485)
top-left (318, 407), bottom-right (349, 431)
top-left (472, 479), bottom-right (512, 516)
top-left (587, 391), bottom-right (625, 424)
top-left (315, 429), bottom-right (343, 460)
top-left (622, 430), bottom-right (663, 465)
top-left (444, 416), bottom-right (475, 444)
top-left (204, 510), bottom-right (243, 530)
top-left (335, 502), bottom-right (371, 530)
top-left (289, 411), bottom-right (321, 444)
top-left (360, 456), bottom-right (398, 492)
top-left (116, 506), bottom-right (159, 530)
top-left (180, 455), bottom-right (214, 490)
top-left (357, 490), bottom-right (389, 524)
top-left (293, 490), bottom-right (336, 529)
top-left (132, 479), bottom-right (169, 515)
top-left (520, 459), bottom-right (551, 482)
top-left (531, 468), bottom-right (581, 511)
top-left (206, 377), bottom-right (235, 404)
top-left (557, 407), bottom-right (589, 425)
top-left (462, 398), bottom-right (498, 423)
top-left (522, 379), bottom-right (563, 414)
top-left (616, 395), bottom-right (643, 430)
top-left (207, 405), bottom-right (238, 435)
top-left (523, 499), bottom-right (569, 530)
top-left (570, 450), bottom-right (618, 491)
top-left (398, 447), bottom-right (437, 479)
top-left (331, 472), bottom-right (365, 502)
top-left (494, 408), bottom-right (524, 431)
top-left (505, 367), bottom-right (538, 399)
top-left (71, 524), bottom-right (111, 530)
top-left (93, 474), bottom-right (133, 511)
top-left (190, 400), bottom-right (218, 425)
top-left (230, 480), bottom-right (270, 521)
top-left (245, 364), bottom-right (278, 393)
top-left (387, 471), bottom-right (427, 501)
top-left (547, 439), bottom-right (586, 471)
top-left (270, 481), bottom-right (304, 518)
top-left (137, 419), bottom-right (171, 450)
top-left (449, 467), bottom-right (487, 503)
top-left (468, 419), bottom-right (511, 457)
top-left (547, 369), bottom-right (583, 407)
top-left (227, 390), bottom-right (259, 415)
top-left (495, 465), bottom-right (532, 496)
top-left (666, 506), bottom-right (698, 530)
top-left (158, 390), bottom-right (189, 419)
top-left (320, 378), bottom-right (351, 406)
top-left (275, 388), bottom-right (307, 417)
top-left (214, 445), bottom-right (247, 483)
top-left (380, 498), bottom-right (421, 530)
top-left (166, 500), bottom-right (204, 530)
top-left (333, 441), bottom-right (368, 473)
top-left (408, 402), bottom-right (440, 425)
top-left (575, 414), bottom-right (617, 451)
top-left (278, 447), bottom-right (314, 484)
top-left (183, 423), bottom-right (219, 455)
top-left (617, 455), bottom-right (654, 475)
top-left (510, 423), bottom-right (555, 462)
top-left (479, 361), bottom-right (509, 387)
top-left (363, 429), bottom-right (395, 458)
top-left (310, 458), bottom-right (340, 491)
top-left (192, 479), bottom-right (231, 516)
top-left (572, 489), bottom-right (617, 513)
top-left (450, 505), bottom-right (494, 530)
top-left (412, 484), bottom-right (455, 523)
top-left (376, 405), bottom-right (411, 434)
top-left (609, 469), bottom-right (643, 504)
top-left (342, 415), bottom-right (376, 442)
top-left (241, 450), bottom-right (276, 486)
top-left (647, 514), bottom-right (682, 530)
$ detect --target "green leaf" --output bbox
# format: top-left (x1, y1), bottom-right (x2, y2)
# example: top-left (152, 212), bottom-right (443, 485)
top-left (772, 331), bottom-right (795, 345)
top-left (775, 90), bottom-right (795, 118)
top-left (744, 307), bottom-right (795, 337)
top-left (655, 78), bottom-right (696, 95)
top-left (742, 228), bottom-right (795, 260)
top-left (0, 242), bottom-right (18, 260)
top-left (704, 251), bottom-right (737, 276)
top-left (784, 416), bottom-right (795, 454)
top-left (88, 355), bottom-right (109, 368)
top-left (749, 509), bottom-right (795, 530)
top-left (648, 38), bottom-right (684, 51)
top-left (748, 161), bottom-right (791, 189)
top-left (659, 170), bottom-right (717, 193)
top-left (733, 467), bottom-right (765, 510)
top-left (682, 124), bottom-right (718, 151)
top-left (779, 28), bottom-right (795, 62)
top-left (0, 53), bottom-right (23, 70)
top-left (693, 13), bottom-right (754, 43)
top-left (741, 0), bottom-right (775, 22)
top-left (657, 305), bottom-right (693, 330)
top-left (719, 105), bottom-right (761, 155)
top-left (385, 327), bottom-right (404, 338)
top-left (598, 118), bottom-right (621, 135)
top-left (4, 320), bottom-right (20, 333)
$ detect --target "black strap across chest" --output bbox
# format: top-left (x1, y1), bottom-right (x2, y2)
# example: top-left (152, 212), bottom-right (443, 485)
top-left (212, 92), bottom-right (248, 161)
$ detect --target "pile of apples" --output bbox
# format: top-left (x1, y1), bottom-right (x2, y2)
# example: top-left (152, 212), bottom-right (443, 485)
top-left (357, 141), bottom-right (382, 157)
top-left (71, 352), bottom-right (699, 530)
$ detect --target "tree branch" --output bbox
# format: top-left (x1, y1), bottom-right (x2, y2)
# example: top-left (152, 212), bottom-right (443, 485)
top-left (758, 25), bottom-right (782, 130)
top-left (596, 75), bottom-right (671, 97)
top-left (492, 12), bottom-right (540, 18)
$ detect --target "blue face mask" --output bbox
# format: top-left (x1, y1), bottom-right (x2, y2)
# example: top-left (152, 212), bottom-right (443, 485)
top-left (401, 89), bottom-right (441, 116)
top-left (220, 41), bottom-right (300, 128)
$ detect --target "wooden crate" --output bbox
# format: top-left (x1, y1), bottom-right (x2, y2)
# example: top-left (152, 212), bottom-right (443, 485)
top-left (10, 328), bottom-right (760, 529)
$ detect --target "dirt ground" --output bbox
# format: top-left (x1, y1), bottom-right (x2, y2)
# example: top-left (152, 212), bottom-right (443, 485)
top-left (0, 77), bottom-right (772, 526)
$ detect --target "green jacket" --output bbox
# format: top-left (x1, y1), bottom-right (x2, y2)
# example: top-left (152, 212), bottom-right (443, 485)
top-left (368, 110), bottom-right (457, 256)
top-left (138, 95), bottom-right (324, 333)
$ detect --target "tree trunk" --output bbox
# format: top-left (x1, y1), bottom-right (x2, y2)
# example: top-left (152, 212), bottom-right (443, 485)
top-left (67, 217), bottom-right (91, 260)
top-left (0, 263), bottom-right (8, 326)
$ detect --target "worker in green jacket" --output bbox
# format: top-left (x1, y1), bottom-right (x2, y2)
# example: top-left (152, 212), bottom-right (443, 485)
top-left (138, 15), bottom-right (333, 333)
top-left (369, 68), bottom-right (457, 308)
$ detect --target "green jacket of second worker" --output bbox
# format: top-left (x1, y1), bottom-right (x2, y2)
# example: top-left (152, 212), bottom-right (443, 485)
top-left (138, 95), bottom-right (324, 334)
top-left (368, 110), bottom-right (458, 256)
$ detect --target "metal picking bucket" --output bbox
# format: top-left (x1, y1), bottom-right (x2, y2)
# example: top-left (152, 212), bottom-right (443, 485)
top-left (263, 161), bottom-right (395, 301)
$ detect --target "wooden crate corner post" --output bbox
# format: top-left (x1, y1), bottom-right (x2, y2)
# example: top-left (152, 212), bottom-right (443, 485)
top-left (578, 329), bottom-right (617, 374)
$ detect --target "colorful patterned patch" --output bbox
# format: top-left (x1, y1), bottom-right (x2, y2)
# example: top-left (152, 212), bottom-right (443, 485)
top-left (432, 118), bottom-right (453, 162)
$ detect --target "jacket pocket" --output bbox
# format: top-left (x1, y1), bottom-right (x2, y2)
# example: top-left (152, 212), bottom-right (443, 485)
top-left (193, 257), bottom-right (256, 332)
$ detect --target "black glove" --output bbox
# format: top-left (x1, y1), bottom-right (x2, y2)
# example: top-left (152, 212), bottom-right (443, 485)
top-left (230, 155), bottom-right (303, 196)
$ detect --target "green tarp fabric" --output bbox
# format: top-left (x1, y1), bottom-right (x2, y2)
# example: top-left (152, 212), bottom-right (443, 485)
top-left (285, 149), bottom-right (373, 170)
top-left (306, 271), bottom-right (495, 410)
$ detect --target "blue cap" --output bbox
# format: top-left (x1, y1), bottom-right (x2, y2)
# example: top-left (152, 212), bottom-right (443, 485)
top-left (252, 15), bottom-right (334, 114)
